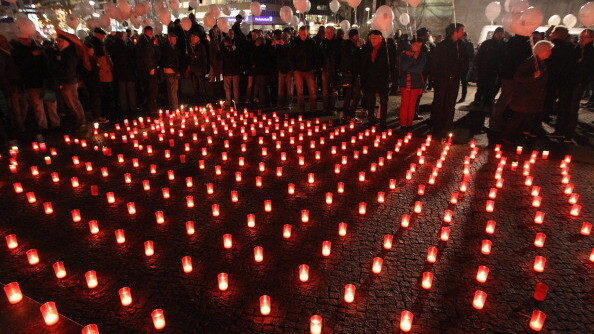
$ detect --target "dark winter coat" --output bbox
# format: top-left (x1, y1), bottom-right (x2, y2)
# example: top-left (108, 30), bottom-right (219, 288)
top-left (0, 48), bottom-right (21, 93)
top-left (187, 42), bottom-right (208, 74)
top-left (359, 45), bottom-right (390, 92)
top-left (474, 38), bottom-right (505, 78)
top-left (320, 37), bottom-right (341, 70)
top-left (108, 39), bottom-right (136, 82)
top-left (290, 37), bottom-right (319, 72)
top-left (218, 45), bottom-right (242, 76)
top-left (160, 41), bottom-right (181, 73)
top-left (430, 38), bottom-right (468, 82)
top-left (500, 35), bottom-right (532, 80)
top-left (136, 33), bottom-right (160, 76)
top-left (10, 39), bottom-right (46, 89)
top-left (546, 38), bottom-right (577, 88)
top-left (399, 52), bottom-right (428, 89)
top-left (340, 39), bottom-right (361, 74)
top-left (51, 46), bottom-right (79, 85)
top-left (274, 43), bottom-right (292, 74)
top-left (251, 44), bottom-right (274, 75)
top-left (509, 56), bottom-right (548, 113)
top-left (571, 43), bottom-right (594, 86)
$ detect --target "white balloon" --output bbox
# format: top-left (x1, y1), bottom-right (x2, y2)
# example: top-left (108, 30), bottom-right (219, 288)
top-left (406, 0), bottom-right (423, 8)
top-left (133, 3), bottom-right (150, 16)
top-left (375, 5), bottom-right (394, 31)
top-left (105, 3), bottom-right (118, 17)
top-left (76, 30), bottom-right (88, 40)
top-left (221, 5), bottom-right (232, 16)
top-left (347, 0), bottom-right (361, 9)
top-left (305, 0), bottom-right (311, 12)
top-left (209, 4), bottom-right (221, 19)
top-left (280, 6), bottom-right (294, 24)
top-left (579, 2), bottom-right (594, 27)
top-left (485, 1), bottom-right (502, 23)
top-left (329, 0), bottom-right (340, 14)
top-left (180, 17), bottom-right (192, 31)
top-left (158, 7), bottom-right (171, 26)
top-left (130, 15), bottom-right (141, 28)
top-left (547, 14), bottom-right (561, 26)
top-left (240, 22), bottom-right (251, 35)
top-left (290, 15), bottom-right (300, 27)
top-left (169, 0), bottom-right (181, 11)
top-left (154, 0), bottom-right (166, 9)
top-left (563, 14), bottom-right (577, 29)
top-left (250, 2), bottom-right (262, 17)
top-left (504, 0), bottom-right (519, 12)
top-left (399, 13), bottom-right (410, 26)
top-left (117, 0), bottom-right (132, 16)
top-left (155, 24), bottom-right (163, 35)
top-left (239, 10), bottom-right (248, 19)
top-left (86, 18), bottom-right (99, 30)
top-left (218, 17), bottom-right (230, 33)
top-left (501, 12), bottom-right (516, 34)
top-left (293, 0), bottom-right (307, 13)
top-left (141, 17), bottom-right (154, 29)
top-left (382, 23), bottom-right (395, 38)
top-left (518, 6), bottom-right (543, 35)
top-left (78, 3), bottom-right (94, 18)
top-left (203, 12), bottom-right (216, 28)
top-left (510, 0), bottom-right (530, 14)
top-left (16, 17), bottom-right (36, 37)
top-left (510, 12), bottom-right (527, 36)
top-left (66, 15), bottom-right (81, 30)
top-left (99, 13), bottom-right (111, 29)
top-left (340, 19), bottom-right (350, 32)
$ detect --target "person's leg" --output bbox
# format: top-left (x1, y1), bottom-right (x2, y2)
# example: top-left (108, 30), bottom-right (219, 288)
top-left (444, 80), bottom-right (460, 133)
top-left (223, 75), bottom-right (233, 106)
top-left (430, 82), bottom-right (446, 134)
top-left (44, 99), bottom-right (60, 128)
top-left (232, 75), bottom-right (241, 106)
top-left (28, 88), bottom-right (48, 130)
top-left (294, 71), bottom-right (305, 113)
top-left (378, 91), bottom-right (388, 128)
top-left (148, 75), bottom-right (158, 114)
top-left (277, 72), bottom-right (286, 107)
top-left (244, 75), bottom-right (254, 103)
top-left (286, 71), bottom-right (294, 107)
top-left (61, 84), bottom-right (86, 126)
top-left (352, 76), bottom-right (362, 113)
top-left (364, 91), bottom-right (376, 121)
top-left (491, 79), bottom-right (513, 132)
top-left (119, 82), bottom-right (129, 112)
top-left (459, 74), bottom-right (468, 102)
top-left (558, 84), bottom-right (584, 138)
top-left (306, 70), bottom-right (317, 112)
top-left (322, 70), bottom-right (330, 112)
top-left (400, 88), bottom-right (410, 127)
top-left (342, 72), bottom-right (353, 117)
top-left (127, 81), bottom-right (137, 113)
top-left (171, 76), bottom-right (179, 110)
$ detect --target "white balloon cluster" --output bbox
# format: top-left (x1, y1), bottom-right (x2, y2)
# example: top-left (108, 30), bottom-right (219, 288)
top-left (499, 1), bottom-right (543, 36)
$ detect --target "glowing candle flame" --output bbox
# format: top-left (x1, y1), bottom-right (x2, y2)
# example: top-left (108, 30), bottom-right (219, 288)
top-left (400, 310), bottom-right (413, 332)
top-left (40, 302), bottom-right (59, 326)
top-left (344, 284), bottom-right (356, 303)
top-left (4, 282), bottom-right (23, 304)
top-left (119, 287), bottom-right (132, 306)
top-left (529, 310), bottom-right (546, 331)
top-left (473, 290), bottom-right (487, 309)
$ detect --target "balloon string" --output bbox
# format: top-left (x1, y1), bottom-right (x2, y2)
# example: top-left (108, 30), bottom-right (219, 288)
top-left (452, 1), bottom-right (457, 27)
top-left (529, 34), bottom-right (539, 71)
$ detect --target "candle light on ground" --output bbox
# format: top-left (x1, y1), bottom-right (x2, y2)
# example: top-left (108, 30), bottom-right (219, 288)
top-left (321, 241), bottom-right (331, 257)
top-left (151, 309), bottom-right (166, 330)
top-left (473, 290), bottom-right (487, 309)
top-left (254, 246), bottom-right (264, 262)
top-left (119, 287), bottom-right (132, 306)
top-left (372, 257), bottom-right (383, 274)
top-left (529, 310), bottom-right (546, 331)
top-left (26, 249), bottom-right (39, 265)
top-left (218, 273), bottom-right (229, 291)
top-left (182, 256), bottom-right (193, 273)
top-left (40, 302), bottom-right (59, 326)
top-left (260, 295), bottom-right (271, 315)
top-left (476, 266), bottom-right (489, 283)
top-left (299, 264), bottom-right (310, 282)
top-left (427, 247), bottom-right (438, 263)
top-left (82, 324), bottom-right (99, 334)
top-left (4, 282), bottom-right (23, 304)
top-left (85, 271), bottom-right (98, 288)
top-left (283, 224), bottom-right (292, 239)
top-left (223, 234), bottom-right (233, 249)
top-left (421, 272), bottom-right (433, 290)
top-left (310, 315), bottom-right (322, 334)
top-left (533, 283), bottom-right (549, 301)
top-left (400, 310), bottom-right (414, 332)
top-left (344, 284), bottom-right (356, 303)
top-left (5, 234), bottom-right (18, 249)
top-left (534, 233), bottom-right (546, 248)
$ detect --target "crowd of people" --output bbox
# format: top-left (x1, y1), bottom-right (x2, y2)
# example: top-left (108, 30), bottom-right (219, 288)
top-left (1, 12), bottom-right (593, 148)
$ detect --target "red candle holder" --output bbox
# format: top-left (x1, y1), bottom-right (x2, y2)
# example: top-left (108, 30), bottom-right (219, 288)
top-left (182, 256), bottom-right (193, 273)
top-left (401, 214), bottom-right (410, 228)
top-left (264, 200), bottom-right (272, 212)
top-left (260, 295), bottom-right (271, 315)
top-left (400, 310), bottom-right (413, 332)
top-left (337, 182), bottom-right (345, 193)
top-left (383, 235), bottom-right (393, 250)
top-left (212, 204), bottom-right (220, 217)
top-left (358, 202), bottom-right (367, 215)
top-left (223, 234), bottom-right (233, 249)
top-left (443, 210), bottom-right (453, 223)
top-left (40, 302), bottom-right (59, 326)
top-left (534, 211), bottom-right (545, 224)
top-left (186, 221), bottom-right (195, 235)
top-left (299, 264), bottom-right (310, 282)
top-left (321, 241), bottom-right (331, 257)
top-left (119, 287), bottom-right (132, 306)
top-left (5, 234), bottom-right (18, 249)
top-left (127, 202), bottom-right (136, 215)
top-left (338, 222), bottom-right (347, 237)
top-left (344, 284), bottom-right (356, 303)
top-left (476, 266), bottom-right (489, 283)
top-left (301, 210), bottom-right (310, 223)
top-left (534, 233), bottom-right (546, 248)
top-left (283, 224), bottom-right (292, 239)
top-left (82, 324), bottom-right (99, 334)
top-left (52, 262), bottom-right (66, 278)
top-left (421, 272), bottom-right (433, 290)
top-left (570, 204), bottom-right (581, 217)
top-left (440, 227), bottom-right (450, 241)
top-left (4, 282), bottom-right (23, 304)
top-left (488, 188), bottom-right (497, 199)
top-left (529, 310), bottom-right (546, 331)
top-left (568, 193), bottom-right (580, 204)
top-left (472, 290), bottom-right (487, 309)
top-left (254, 246), bottom-right (264, 262)
top-left (450, 192), bottom-right (459, 205)
top-left (151, 309), bottom-right (166, 330)
top-left (427, 247), bottom-right (438, 263)
top-left (310, 315), bottom-right (322, 334)
top-left (485, 220), bottom-right (496, 234)
top-left (144, 241), bottom-right (154, 256)
top-left (115, 229), bottom-right (126, 244)
top-left (85, 271), bottom-right (98, 288)
top-left (414, 201), bottom-right (423, 214)
top-left (533, 283), bottom-right (549, 301)
top-left (26, 249), bottom-right (39, 265)
top-left (533, 256), bottom-right (546, 272)
top-left (372, 257), bottom-right (383, 274)
top-left (580, 222), bottom-right (592, 236)
top-left (218, 273), bottom-right (229, 291)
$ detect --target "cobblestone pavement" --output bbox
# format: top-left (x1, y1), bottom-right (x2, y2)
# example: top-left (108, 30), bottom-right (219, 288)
top-left (0, 104), bottom-right (592, 334)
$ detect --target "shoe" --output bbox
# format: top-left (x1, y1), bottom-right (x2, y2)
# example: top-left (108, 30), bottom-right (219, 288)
top-left (414, 115), bottom-right (423, 121)
top-left (457, 98), bottom-right (466, 104)
top-left (94, 117), bottom-right (109, 124)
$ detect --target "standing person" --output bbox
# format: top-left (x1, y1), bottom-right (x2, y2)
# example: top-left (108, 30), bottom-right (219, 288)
top-left (545, 26), bottom-right (577, 127)
top-left (232, 14), bottom-right (246, 46)
top-left (473, 27), bottom-right (505, 110)
top-left (160, 33), bottom-right (181, 110)
top-left (186, 31), bottom-right (209, 104)
top-left (0, 34), bottom-right (22, 144)
top-left (386, 36), bottom-right (398, 95)
top-left (555, 29), bottom-right (594, 140)
top-left (320, 26), bottom-right (341, 114)
top-left (360, 30), bottom-right (390, 129)
top-left (136, 26), bottom-right (160, 114)
top-left (209, 25), bottom-right (224, 101)
top-left (458, 32), bottom-right (475, 103)
top-left (11, 34), bottom-right (58, 136)
top-left (502, 41), bottom-right (553, 144)
top-left (429, 23), bottom-right (467, 137)
top-left (290, 26), bottom-right (319, 113)
top-left (218, 37), bottom-right (242, 108)
top-left (490, 34), bottom-right (531, 133)
top-left (51, 36), bottom-right (86, 132)
top-left (90, 28), bottom-right (115, 117)
top-left (109, 31), bottom-right (137, 116)
top-left (340, 28), bottom-right (362, 123)
top-left (314, 26), bottom-right (325, 45)
top-left (398, 38), bottom-right (428, 130)
top-left (251, 37), bottom-right (273, 108)
top-left (80, 43), bottom-right (104, 123)
top-left (274, 31), bottom-right (293, 108)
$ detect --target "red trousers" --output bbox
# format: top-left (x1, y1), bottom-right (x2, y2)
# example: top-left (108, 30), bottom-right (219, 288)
top-left (400, 88), bottom-right (424, 127)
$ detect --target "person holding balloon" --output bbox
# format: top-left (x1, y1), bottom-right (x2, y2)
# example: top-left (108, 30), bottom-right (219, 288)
top-left (398, 38), bottom-right (428, 130)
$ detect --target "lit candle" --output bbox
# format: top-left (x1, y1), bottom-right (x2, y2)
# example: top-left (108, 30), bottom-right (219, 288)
top-left (337, 182), bottom-right (345, 193)
top-left (443, 210), bottom-right (453, 223)
top-left (106, 192), bottom-right (115, 204)
top-left (127, 202), bottom-right (136, 215)
top-left (264, 200), bottom-right (272, 212)
top-left (389, 179), bottom-right (397, 189)
top-left (417, 184), bottom-right (426, 196)
top-left (206, 183), bottom-right (214, 194)
top-left (414, 201), bottom-right (422, 214)
top-left (427, 247), bottom-right (438, 263)
top-left (301, 210), bottom-right (310, 223)
top-left (88, 220), bottom-right (99, 234)
top-left (524, 176), bottom-right (533, 186)
top-left (344, 284), bottom-right (356, 303)
top-left (532, 196), bottom-right (542, 208)
top-left (534, 233), bottom-right (546, 248)
top-left (400, 310), bottom-right (413, 332)
top-left (26, 249), bottom-right (39, 265)
top-left (212, 204), bottom-right (220, 217)
top-left (255, 176), bottom-right (263, 187)
top-left (288, 183), bottom-right (295, 194)
top-left (580, 222), bottom-right (592, 236)
top-left (260, 295), bottom-right (271, 315)
top-left (13, 183), bottom-right (23, 193)
top-left (310, 315), bottom-right (322, 334)
top-left (450, 192), bottom-right (459, 205)
top-left (483, 220), bottom-right (495, 235)
top-left (222, 234), bottom-right (233, 249)
top-left (481, 240), bottom-right (492, 255)
top-left (358, 202), bottom-right (367, 215)
top-left (516, 146), bottom-right (523, 155)
top-left (338, 222), bottom-right (347, 236)
top-left (488, 188), bottom-right (497, 199)
top-left (440, 227), bottom-right (450, 242)
top-left (568, 193), bottom-right (580, 204)
top-left (40, 302), bottom-right (60, 326)
top-left (473, 290), bottom-right (487, 309)
top-left (144, 240), bottom-right (155, 256)
top-left (151, 309), bottom-right (166, 330)
top-left (85, 270), bottom-right (98, 288)
top-left (53, 262), bottom-right (66, 278)
top-left (254, 246), bottom-right (264, 262)
top-left (82, 324), bottom-right (99, 334)
top-left (534, 211), bottom-right (545, 224)
top-left (531, 186), bottom-right (540, 196)
top-left (185, 221), bottom-right (195, 235)
top-left (570, 204), bottom-right (581, 217)
top-left (590, 248), bottom-right (594, 262)
top-left (533, 256), bottom-right (546, 272)
top-left (283, 224), bottom-right (292, 239)
top-left (421, 272), bottom-right (433, 290)
top-left (218, 273), bottom-right (229, 291)
top-left (5, 234), bottom-right (18, 249)
top-left (372, 257), bottom-right (383, 274)
top-left (4, 282), bottom-right (23, 304)
top-left (542, 151), bottom-right (549, 159)
top-left (401, 214), bottom-right (410, 228)
top-left (325, 192), bottom-right (333, 204)
top-left (115, 229), bottom-right (126, 244)
top-left (529, 310), bottom-right (546, 331)
top-left (299, 264), bottom-right (310, 282)
top-left (533, 283), bottom-right (549, 301)
top-left (496, 178), bottom-right (504, 188)
top-left (485, 200), bottom-right (495, 212)
top-left (182, 256), bottom-right (193, 273)
top-left (476, 266), bottom-right (489, 283)
top-left (383, 235), bottom-right (393, 250)
top-left (321, 241), bottom-right (331, 257)
top-left (119, 287), bottom-right (132, 306)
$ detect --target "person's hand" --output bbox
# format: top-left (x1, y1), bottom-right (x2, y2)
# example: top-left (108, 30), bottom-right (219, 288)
top-left (534, 70), bottom-right (541, 78)
top-left (149, 69), bottom-right (155, 76)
